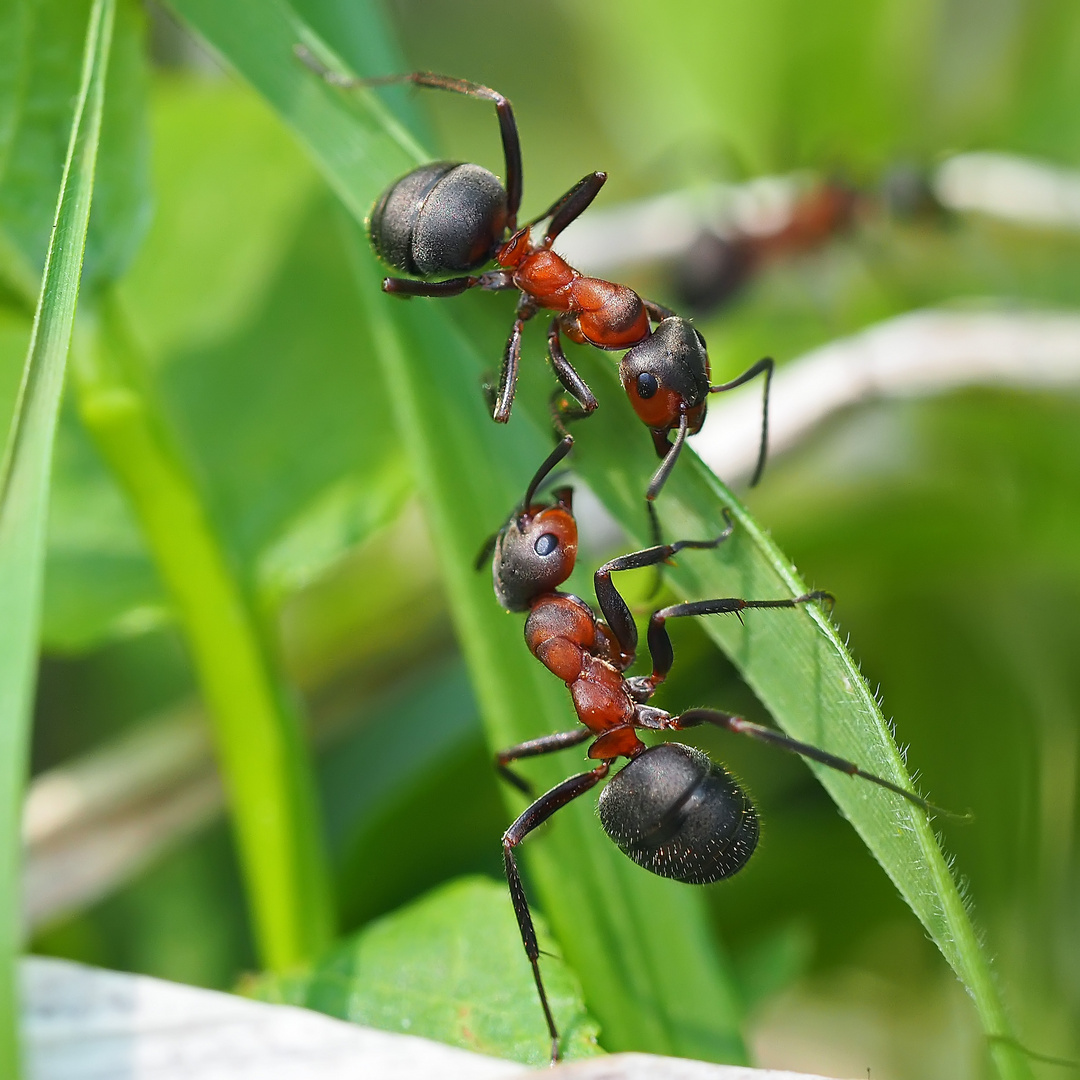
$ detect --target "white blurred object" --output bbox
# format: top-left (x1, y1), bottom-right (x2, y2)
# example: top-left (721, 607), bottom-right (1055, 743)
top-left (556, 174), bottom-right (809, 275)
top-left (695, 308), bottom-right (1080, 486)
top-left (21, 957), bottom-right (843, 1080)
top-left (934, 152), bottom-right (1080, 231)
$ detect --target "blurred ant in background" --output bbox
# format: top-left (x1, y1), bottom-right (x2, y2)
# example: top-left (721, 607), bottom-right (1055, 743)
top-left (674, 180), bottom-right (859, 315)
top-left (296, 49), bottom-right (774, 540)
top-left (672, 167), bottom-right (949, 316)
top-left (486, 436), bottom-right (951, 1061)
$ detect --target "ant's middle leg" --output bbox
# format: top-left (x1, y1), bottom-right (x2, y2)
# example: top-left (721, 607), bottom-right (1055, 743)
top-left (592, 511), bottom-right (736, 658)
top-left (494, 727), bottom-right (591, 795)
top-left (503, 762), bottom-right (610, 1063)
top-left (634, 589), bottom-right (832, 695)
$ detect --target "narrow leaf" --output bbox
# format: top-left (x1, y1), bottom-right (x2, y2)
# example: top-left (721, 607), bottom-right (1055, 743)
top-left (0, 1), bottom-right (115, 1075)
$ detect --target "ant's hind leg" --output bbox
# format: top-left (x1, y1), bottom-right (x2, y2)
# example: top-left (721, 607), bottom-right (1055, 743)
top-left (503, 763), bottom-right (610, 1063)
top-left (672, 709), bottom-right (963, 819)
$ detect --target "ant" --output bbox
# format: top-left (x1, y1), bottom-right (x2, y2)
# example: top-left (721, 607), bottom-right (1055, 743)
top-left (674, 180), bottom-right (858, 316)
top-left (488, 435), bottom-right (953, 1063)
top-left (295, 49), bottom-right (774, 535)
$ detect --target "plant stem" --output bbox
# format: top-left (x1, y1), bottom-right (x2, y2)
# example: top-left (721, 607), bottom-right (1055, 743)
top-left (70, 292), bottom-right (333, 972)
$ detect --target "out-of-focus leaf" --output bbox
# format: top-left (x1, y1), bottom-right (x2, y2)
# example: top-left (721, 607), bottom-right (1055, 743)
top-left (0, 0), bottom-right (149, 303)
top-left (0, 1), bottom-right (114, 1073)
top-left (159, 193), bottom-right (410, 580)
top-left (42, 402), bottom-right (167, 651)
top-left (41, 80), bottom-right (409, 650)
top-left (118, 79), bottom-right (317, 360)
top-left (555, 0), bottom-right (1080, 180)
top-left (0, 0), bottom-right (92, 306)
top-left (255, 876), bottom-right (601, 1066)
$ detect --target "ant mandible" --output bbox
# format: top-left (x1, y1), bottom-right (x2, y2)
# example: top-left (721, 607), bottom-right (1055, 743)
top-left (295, 48), bottom-right (774, 527)
top-left (489, 435), bottom-right (950, 1063)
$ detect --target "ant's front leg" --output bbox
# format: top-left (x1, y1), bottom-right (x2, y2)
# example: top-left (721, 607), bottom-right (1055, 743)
top-left (492, 296), bottom-right (537, 423)
top-left (638, 589), bottom-right (831, 696)
top-left (592, 512), bottom-right (736, 666)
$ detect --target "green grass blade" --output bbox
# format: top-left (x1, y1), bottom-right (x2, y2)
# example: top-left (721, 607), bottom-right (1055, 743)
top-left (163, 3), bottom-right (1033, 1075)
top-left (0, 1), bottom-right (115, 1074)
top-left (71, 293), bottom-right (334, 972)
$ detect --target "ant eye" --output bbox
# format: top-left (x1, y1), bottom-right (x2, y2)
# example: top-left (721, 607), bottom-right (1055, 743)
top-left (636, 372), bottom-right (659, 399)
top-left (694, 328), bottom-right (707, 350)
top-left (534, 532), bottom-right (559, 556)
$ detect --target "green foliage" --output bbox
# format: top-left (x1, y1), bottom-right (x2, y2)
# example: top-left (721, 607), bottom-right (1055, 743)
top-left (0, 2), bottom-right (116, 1074)
top-left (255, 876), bottom-right (601, 1066)
top-left (10, 1), bottom-right (1080, 1078)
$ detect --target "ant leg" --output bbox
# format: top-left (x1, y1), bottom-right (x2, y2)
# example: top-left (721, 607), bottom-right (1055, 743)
top-left (549, 388), bottom-right (593, 440)
top-left (495, 728), bottom-right (592, 795)
top-left (646, 410), bottom-right (689, 505)
top-left (383, 275), bottom-right (478, 297)
top-left (523, 434), bottom-right (574, 508)
top-left (295, 50), bottom-right (524, 225)
top-left (503, 763), bottom-right (610, 1063)
top-left (383, 269), bottom-right (515, 298)
top-left (641, 590), bottom-right (831, 691)
top-left (643, 298), bottom-right (677, 323)
top-left (671, 709), bottom-right (961, 818)
top-left (642, 409), bottom-right (689, 583)
top-left (710, 357), bottom-right (774, 486)
top-left (532, 172), bottom-right (608, 245)
top-left (493, 298), bottom-right (537, 423)
top-left (592, 511), bottom-right (735, 660)
top-left (547, 321), bottom-right (598, 415)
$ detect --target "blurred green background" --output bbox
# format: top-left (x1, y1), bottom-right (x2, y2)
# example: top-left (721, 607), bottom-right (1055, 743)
top-left (8, 1), bottom-right (1080, 1077)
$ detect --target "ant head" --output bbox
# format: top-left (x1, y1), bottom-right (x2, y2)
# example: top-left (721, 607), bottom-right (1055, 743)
top-left (597, 742), bottom-right (758, 883)
top-left (619, 318), bottom-right (711, 432)
top-left (492, 488), bottom-right (578, 612)
top-left (369, 161), bottom-right (508, 276)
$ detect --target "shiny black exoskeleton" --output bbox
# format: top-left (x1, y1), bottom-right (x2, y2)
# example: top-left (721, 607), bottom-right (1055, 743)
top-left (364, 74), bottom-right (522, 278)
top-left (369, 160), bottom-right (510, 276)
top-left (598, 742), bottom-right (759, 884)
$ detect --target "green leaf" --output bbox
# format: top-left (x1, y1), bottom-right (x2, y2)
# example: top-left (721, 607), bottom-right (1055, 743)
top-left (0, 0), bottom-right (150, 305)
top-left (163, 3), bottom-right (1034, 1075)
top-left (0, 1), bottom-right (115, 1074)
top-left (255, 876), bottom-right (601, 1066)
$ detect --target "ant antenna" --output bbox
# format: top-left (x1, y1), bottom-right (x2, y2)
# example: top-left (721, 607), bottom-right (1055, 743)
top-left (523, 435), bottom-right (573, 510)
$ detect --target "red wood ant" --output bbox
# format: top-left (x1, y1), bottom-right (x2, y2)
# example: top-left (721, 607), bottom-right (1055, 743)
top-left (294, 49), bottom-right (774, 524)
top-left (489, 436), bottom-right (950, 1062)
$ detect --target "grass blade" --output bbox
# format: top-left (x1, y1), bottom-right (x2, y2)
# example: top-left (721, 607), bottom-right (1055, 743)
top-left (0, 1), bottom-right (115, 1074)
